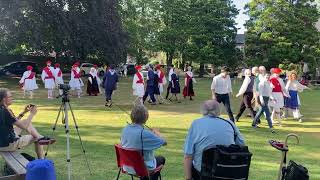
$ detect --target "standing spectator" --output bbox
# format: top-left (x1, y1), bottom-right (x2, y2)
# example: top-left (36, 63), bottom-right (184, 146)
top-left (184, 100), bottom-right (245, 179)
top-left (121, 105), bottom-right (167, 180)
top-left (19, 66), bottom-right (38, 99)
top-left (103, 65), bottom-right (119, 107)
top-left (211, 66), bottom-right (235, 122)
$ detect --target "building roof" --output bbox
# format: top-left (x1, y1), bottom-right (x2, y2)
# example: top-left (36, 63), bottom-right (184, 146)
top-left (235, 34), bottom-right (245, 44)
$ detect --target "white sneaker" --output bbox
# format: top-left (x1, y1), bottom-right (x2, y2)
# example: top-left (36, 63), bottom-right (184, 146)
top-left (299, 119), bottom-right (303, 123)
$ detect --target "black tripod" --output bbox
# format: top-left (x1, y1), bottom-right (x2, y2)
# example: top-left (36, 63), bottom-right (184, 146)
top-left (45, 89), bottom-right (92, 180)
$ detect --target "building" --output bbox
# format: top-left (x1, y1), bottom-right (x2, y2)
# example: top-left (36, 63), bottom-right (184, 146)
top-left (235, 34), bottom-right (245, 52)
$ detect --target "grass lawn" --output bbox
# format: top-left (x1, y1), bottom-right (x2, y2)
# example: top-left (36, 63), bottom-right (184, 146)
top-left (0, 76), bottom-right (320, 180)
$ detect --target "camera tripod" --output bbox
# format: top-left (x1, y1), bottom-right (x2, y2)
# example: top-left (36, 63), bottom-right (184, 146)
top-left (45, 92), bottom-right (92, 180)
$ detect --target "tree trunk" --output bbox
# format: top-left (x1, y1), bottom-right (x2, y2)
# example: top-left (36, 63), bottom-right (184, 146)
top-left (199, 62), bottom-right (205, 78)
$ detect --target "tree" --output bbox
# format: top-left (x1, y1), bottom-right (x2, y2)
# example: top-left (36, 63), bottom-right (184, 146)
top-left (0, 0), bottom-right (127, 64)
top-left (245, 0), bottom-right (320, 68)
top-left (183, 0), bottom-right (238, 77)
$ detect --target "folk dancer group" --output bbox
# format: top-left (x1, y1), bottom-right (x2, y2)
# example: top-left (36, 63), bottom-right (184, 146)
top-left (132, 64), bottom-right (192, 105)
top-left (19, 61), bottom-right (104, 99)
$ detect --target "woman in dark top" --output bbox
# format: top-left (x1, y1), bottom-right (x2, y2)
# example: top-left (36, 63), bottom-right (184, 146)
top-left (169, 68), bottom-right (181, 103)
top-left (87, 68), bottom-right (100, 96)
top-left (0, 88), bottom-right (55, 159)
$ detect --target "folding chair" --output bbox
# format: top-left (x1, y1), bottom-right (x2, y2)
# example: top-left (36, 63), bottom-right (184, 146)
top-left (200, 144), bottom-right (252, 180)
top-left (114, 144), bottom-right (163, 180)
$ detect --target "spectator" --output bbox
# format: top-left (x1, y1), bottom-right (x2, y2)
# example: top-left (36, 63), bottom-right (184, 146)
top-left (184, 100), bottom-right (245, 180)
top-left (0, 88), bottom-right (55, 159)
top-left (121, 105), bottom-right (167, 180)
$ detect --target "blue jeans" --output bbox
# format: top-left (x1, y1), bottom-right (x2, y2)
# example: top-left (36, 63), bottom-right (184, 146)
top-left (253, 96), bottom-right (273, 128)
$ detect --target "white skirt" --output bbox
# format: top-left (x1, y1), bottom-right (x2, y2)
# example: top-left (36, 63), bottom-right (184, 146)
top-left (23, 79), bottom-right (38, 91)
top-left (44, 79), bottom-right (56, 89)
top-left (159, 84), bottom-right (164, 93)
top-left (69, 79), bottom-right (82, 90)
top-left (269, 92), bottom-right (284, 109)
top-left (55, 77), bottom-right (64, 85)
top-left (133, 84), bottom-right (145, 97)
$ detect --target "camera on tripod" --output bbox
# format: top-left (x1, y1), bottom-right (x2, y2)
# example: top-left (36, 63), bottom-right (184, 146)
top-left (57, 84), bottom-right (71, 102)
top-left (59, 84), bottom-right (71, 92)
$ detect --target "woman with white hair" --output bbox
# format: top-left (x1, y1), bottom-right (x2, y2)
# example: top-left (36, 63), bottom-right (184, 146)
top-left (86, 67), bottom-right (100, 96)
top-left (235, 69), bottom-right (256, 121)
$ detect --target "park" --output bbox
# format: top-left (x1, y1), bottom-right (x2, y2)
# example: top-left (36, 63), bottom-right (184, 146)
top-left (0, 0), bottom-right (320, 180)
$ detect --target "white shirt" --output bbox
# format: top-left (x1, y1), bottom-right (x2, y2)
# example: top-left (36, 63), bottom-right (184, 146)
top-left (168, 68), bottom-right (174, 81)
top-left (211, 74), bottom-right (232, 94)
top-left (303, 63), bottom-right (309, 73)
top-left (286, 80), bottom-right (308, 92)
top-left (258, 79), bottom-right (272, 98)
top-left (236, 76), bottom-right (251, 97)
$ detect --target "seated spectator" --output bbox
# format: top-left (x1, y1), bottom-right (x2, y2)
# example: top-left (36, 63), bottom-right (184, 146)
top-left (121, 105), bottom-right (167, 180)
top-left (0, 88), bottom-right (55, 159)
top-left (183, 100), bottom-right (245, 180)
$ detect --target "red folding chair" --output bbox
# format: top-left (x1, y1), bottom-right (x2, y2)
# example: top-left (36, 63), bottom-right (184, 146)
top-left (114, 144), bottom-right (163, 180)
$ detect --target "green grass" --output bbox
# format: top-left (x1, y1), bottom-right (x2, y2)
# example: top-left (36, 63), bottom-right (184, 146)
top-left (1, 77), bottom-right (320, 180)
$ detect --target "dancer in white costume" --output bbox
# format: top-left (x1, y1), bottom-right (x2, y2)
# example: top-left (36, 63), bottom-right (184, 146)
top-left (53, 63), bottom-right (64, 95)
top-left (41, 60), bottom-right (56, 99)
top-left (132, 65), bottom-right (145, 104)
top-left (69, 64), bottom-right (83, 98)
top-left (19, 65), bottom-right (38, 98)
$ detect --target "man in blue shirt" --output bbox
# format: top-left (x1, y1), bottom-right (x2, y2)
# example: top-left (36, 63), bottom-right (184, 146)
top-left (184, 100), bottom-right (245, 180)
top-left (143, 65), bottom-right (157, 105)
top-left (121, 105), bottom-right (167, 180)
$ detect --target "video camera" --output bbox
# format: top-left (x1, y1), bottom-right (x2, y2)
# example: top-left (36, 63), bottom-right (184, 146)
top-left (59, 84), bottom-right (71, 91)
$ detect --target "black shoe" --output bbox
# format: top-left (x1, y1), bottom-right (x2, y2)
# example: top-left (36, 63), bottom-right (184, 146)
top-left (235, 116), bottom-right (239, 122)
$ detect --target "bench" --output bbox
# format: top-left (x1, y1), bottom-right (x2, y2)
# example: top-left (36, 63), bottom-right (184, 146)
top-left (0, 152), bottom-right (29, 180)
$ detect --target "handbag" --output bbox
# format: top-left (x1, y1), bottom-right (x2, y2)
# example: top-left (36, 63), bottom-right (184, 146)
top-left (283, 160), bottom-right (309, 180)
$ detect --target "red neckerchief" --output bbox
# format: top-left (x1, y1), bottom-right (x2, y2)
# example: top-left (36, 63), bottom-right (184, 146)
top-left (44, 67), bottom-right (55, 79)
top-left (270, 77), bottom-right (282, 92)
top-left (26, 72), bottom-right (35, 79)
top-left (136, 72), bottom-right (144, 84)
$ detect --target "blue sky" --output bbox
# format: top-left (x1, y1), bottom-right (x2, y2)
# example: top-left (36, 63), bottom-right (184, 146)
top-left (234, 0), bottom-right (250, 34)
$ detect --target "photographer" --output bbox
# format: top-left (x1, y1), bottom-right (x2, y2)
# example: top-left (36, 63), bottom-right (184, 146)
top-left (0, 88), bottom-right (55, 159)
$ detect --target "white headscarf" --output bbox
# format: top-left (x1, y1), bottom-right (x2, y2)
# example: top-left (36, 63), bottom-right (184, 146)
top-left (90, 68), bottom-right (97, 78)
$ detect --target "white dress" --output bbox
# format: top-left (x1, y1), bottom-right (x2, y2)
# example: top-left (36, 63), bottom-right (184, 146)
top-left (157, 70), bottom-right (167, 93)
top-left (269, 77), bottom-right (287, 109)
top-left (132, 72), bottom-right (145, 97)
top-left (69, 70), bottom-right (82, 90)
top-left (41, 66), bottom-right (56, 89)
top-left (53, 68), bottom-right (64, 85)
top-left (19, 71), bottom-right (38, 91)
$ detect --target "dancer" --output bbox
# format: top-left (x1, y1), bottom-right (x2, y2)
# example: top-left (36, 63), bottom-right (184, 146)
top-left (143, 65), bottom-right (157, 105)
top-left (165, 64), bottom-right (174, 99)
top-left (153, 68), bottom-right (161, 104)
top-left (183, 66), bottom-right (196, 100)
top-left (69, 64), bottom-right (82, 98)
top-left (211, 66), bottom-right (235, 122)
top-left (269, 68), bottom-right (289, 125)
top-left (19, 66), bottom-right (38, 99)
top-left (169, 68), bottom-right (181, 103)
top-left (156, 65), bottom-right (167, 104)
top-left (87, 68), bottom-right (100, 96)
top-left (132, 65), bottom-right (145, 104)
top-left (284, 71), bottom-right (309, 122)
top-left (252, 73), bottom-right (275, 133)
top-left (41, 60), bottom-right (56, 99)
top-left (258, 66), bottom-right (266, 81)
top-left (53, 63), bottom-right (64, 95)
top-left (235, 69), bottom-right (255, 122)
top-left (103, 65), bottom-right (119, 107)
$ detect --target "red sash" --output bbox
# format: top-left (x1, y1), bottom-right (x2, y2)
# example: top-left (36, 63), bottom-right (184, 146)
top-left (136, 72), bottom-right (144, 84)
top-left (159, 71), bottom-right (164, 83)
top-left (26, 72), bottom-right (35, 79)
top-left (57, 69), bottom-right (62, 77)
top-left (270, 77), bottom-right (282, 92)
top-left (73, 70), bottom-right (81, 78)
top-left (44, 67), bottom-right (55, 80)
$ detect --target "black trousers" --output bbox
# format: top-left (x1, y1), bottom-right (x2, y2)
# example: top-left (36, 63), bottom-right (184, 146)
top-left (215, 93), bottom-right (235, 122)
top-left (236, 92), bottom-right (255, 120)
top-left (140, 156), bottom-right (166, 180)
top-left (191, 165), bottom-right (201, 180)
top-left (143, 86), bottom-right (156, 103)
top-left (105, 89), bottom-right (113, 101)
top-left (165, 82), bottom-right (172, 99)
